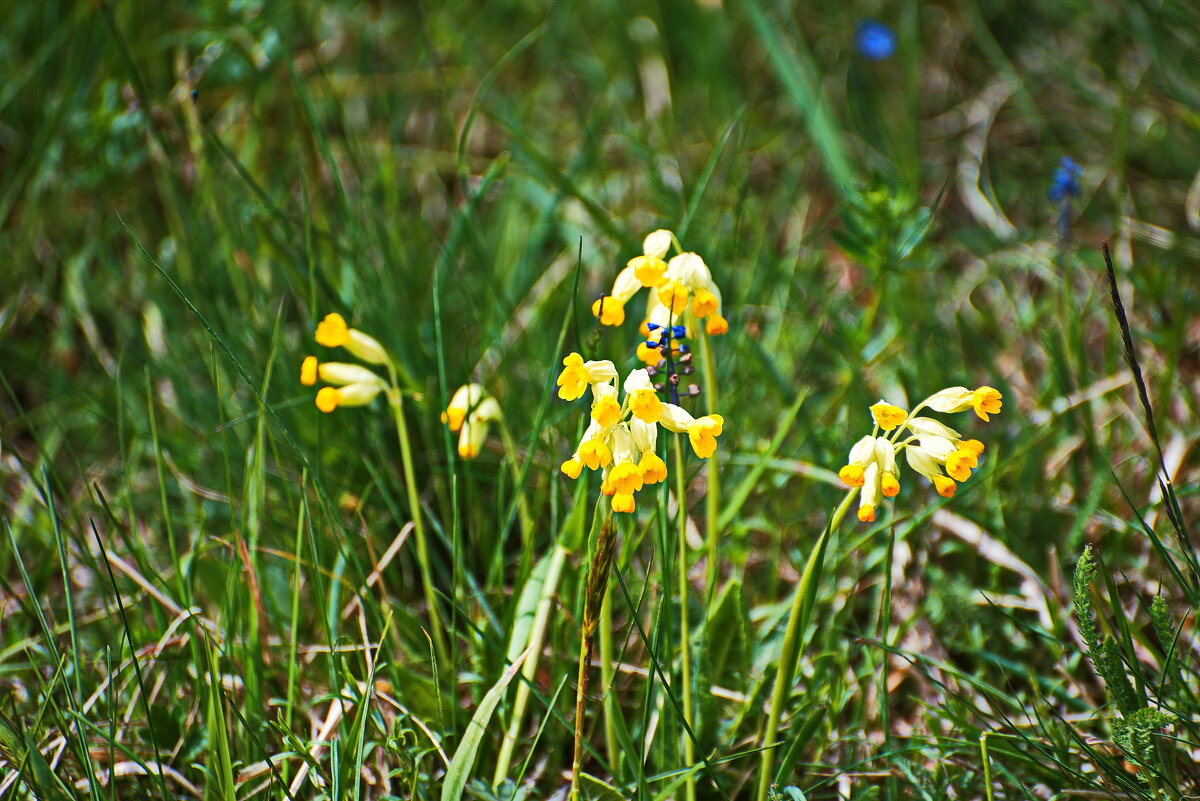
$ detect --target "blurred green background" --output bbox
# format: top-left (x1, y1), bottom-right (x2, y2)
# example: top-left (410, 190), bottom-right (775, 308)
top-left (2, 0), bottom-right (1198, 798)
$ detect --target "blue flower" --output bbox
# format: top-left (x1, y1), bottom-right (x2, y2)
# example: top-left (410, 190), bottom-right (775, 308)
top-left (1048, 157), bottom-right (1082, 202)
top-left (855, 19), bottom-right (897, 61)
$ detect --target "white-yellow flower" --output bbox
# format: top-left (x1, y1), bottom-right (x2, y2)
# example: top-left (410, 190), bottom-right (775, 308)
top-left (836, 386), bottom-right (1002, 523)
top-left (658, 403), bottom-right (724, 458)
top-left (556, 353), bottom-right (618, 401)
top-left (590, 381), bottom-right (622, 427)
top-left (442, 384), bottom-right (501, 459)
top-left (630, 418), bottom-right (667, 485)
top-left (302, 355), bottom-right (387, 414)
top-left (601, 425), bottom-right (644, 513)
top-left (904, 443), bottom-right (958, 498)
top-left (869, 400), bottom-right (908, 431)
top-left (624, 368), bottom-right (662, 424)
top-left (643, 229), bottom-right (673, 260)
top-left (315, 382), bottom-right (385, 413)
top-left (314, 313), bottom-right (391, 365)
top-left (628, 229), bottom-right (674, 287)
top-left (858, 461), bottom-right (881, 522)
top-left (456, 396), bottom-right (501, 459)
top-left (442, 384), bottom-right (487, 432)
top-left (923, 385), bottom-right (1004, 421)
top-left (593, 266), bottom-right (646, 326)
top-left (838, 435), bottom-right (877, 487)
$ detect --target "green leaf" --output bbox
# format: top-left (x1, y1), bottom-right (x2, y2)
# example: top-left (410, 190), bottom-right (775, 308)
top-left (440, 648), bottom-right (531, 801)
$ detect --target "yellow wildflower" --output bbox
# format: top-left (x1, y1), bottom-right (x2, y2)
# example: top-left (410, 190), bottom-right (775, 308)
top-left (656, 279), bottom-right (689, 314)
top-left (838, 435), bottom-right (876, 488)
top-left (924, 385), bottom-right (1004, 422)
top-left (593, 266), bottom-right (644, 327)
top-left (556, 352), bottom-right (617, 401)
top-left (624, 369), bottom-right (662, 424)
top-left (441, 384), bottom-right (501, 460)
top-left (858, 461), bottom-right (880, 522)
top-left (705, 314), bottom-right (729, 336)
top-left (870, 400), bottom-right (908, 431)
top-left (314, 312), bottom-right (390, 365)
top-left (636, 341), bottom-right (661, 366)
top-left (315, 382), bottom-right (384, 413)
top-left (590, 382), bottom-right (622, 427)
top-left (579, 435), bottom-right (612, 470)
top-left (642, 228), bottom-right (673, 260)
top-left (442, 384), bottom-right (485, 432)
top-left (659, 404), bottom-right (723, 458)
top-left (315, 313), bottom-right (349, 347)
top-left (300, 356), bottom-right (318, 386)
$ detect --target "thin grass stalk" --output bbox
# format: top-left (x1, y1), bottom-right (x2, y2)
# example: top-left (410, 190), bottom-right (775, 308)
top-left (494, 543), bottom-right (569, 784)
top-left (701, 329), bottom-right (720, 594)
top-left (674, 435), bottom-right (697, 801)
top-left (980, 732), bottom-right (994, 801)
top-left (384, 369), bottom-right (448, 666)
top-left (497, 416), bottom-right (535, 578)
top-left (756, 489), bottom-right (857, 801)
top-left (599, 581), bottom-right (619, 772)
top-left (880, 524), bottom-right (897, 801)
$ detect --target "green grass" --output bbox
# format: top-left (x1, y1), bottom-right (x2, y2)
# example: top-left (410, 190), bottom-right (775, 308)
top-left (2, 0), bottom-right (1199, 798)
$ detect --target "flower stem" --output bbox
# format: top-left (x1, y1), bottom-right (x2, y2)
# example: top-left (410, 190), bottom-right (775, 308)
top-left (599, 580), bottom-right (618, 771)
top-left (385, 374), bottom-right (448, 667)
top-left (497, 416), bottom-right (535, 577)
top-left (755, 488), bottom-right (856, 801)
top-left (700, 328), bottom-right (720, 593)
top-left (674, 435), bottom-right (697, 801)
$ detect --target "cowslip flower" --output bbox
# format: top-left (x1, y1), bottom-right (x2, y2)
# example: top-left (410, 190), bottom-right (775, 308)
top-left (556, 353), bottom-right (618, 402)
top-left (314, 313), bottom-right (391, 365)
top-left (300, 355), bottom-right (386, 413)
top-left (556, 358), bottom-right (723, 513)
top-left (593, 230), bottom-right (730, 338)
top-left (441, 384), bottom-right (502, 459)
top-left (302, 313), bottom-right (397, 413)
top-left (836, 384), bottom-right (1003, 522)
top-left (923, 386), bottom-right (1003, 421)
top-left (658, 403), bottom-right (725, 459)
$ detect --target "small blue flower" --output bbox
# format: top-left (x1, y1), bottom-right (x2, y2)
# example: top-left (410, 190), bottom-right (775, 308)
top-left (855, 19), bottom-right (897, 61)
top-left (1048, 157), bottom-right (1082, 202)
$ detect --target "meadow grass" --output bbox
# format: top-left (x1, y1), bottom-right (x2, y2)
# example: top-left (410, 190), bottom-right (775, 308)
top-left (2, 1), bottom-right (1199, 799)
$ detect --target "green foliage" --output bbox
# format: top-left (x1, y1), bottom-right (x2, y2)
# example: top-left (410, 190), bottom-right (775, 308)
top-left (1111, 708), bottom-right (1175, 785)
top-left (2, 0), bottom-right (1199, 799)
top-left (1072, 545), bottom-right (1101, 657)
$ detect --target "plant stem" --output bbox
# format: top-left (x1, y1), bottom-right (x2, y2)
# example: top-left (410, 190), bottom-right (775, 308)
top-left (385, 375), bottom-right (448, 667)
top-left (756, 489), bottom-right (856, 801)
top-left (497, 416), bottom-right (535, 579)
top-left (700, 328), bottom-right (720, 594)
top-left (599, 580), bottom-right (618, 772)
top-left (674, 436), bottom-right (697, 801)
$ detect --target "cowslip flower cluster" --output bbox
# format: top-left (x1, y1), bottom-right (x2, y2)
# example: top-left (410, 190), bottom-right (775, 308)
top-left (301, 313), bottom-right (391, 412)
top-left (838, 385), bottom-right (1004, 523)
top-left (441, 384), bottom-right (501, 460)
top-left (556, 353), bottom-right (724, 513)
top-left (595, 229), bottom-right (729, 341)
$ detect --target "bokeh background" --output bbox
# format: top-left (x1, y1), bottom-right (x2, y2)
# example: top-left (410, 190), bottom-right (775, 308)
top-left (2, 1), bottom-right (1198, 798)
